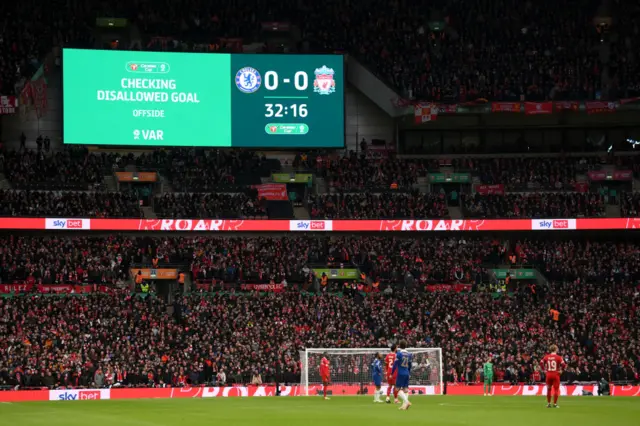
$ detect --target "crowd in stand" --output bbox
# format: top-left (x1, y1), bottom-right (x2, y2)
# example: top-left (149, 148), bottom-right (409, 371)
top-left (302, 0), bottom-right (603, 101)
top-left (0, 189), bottom-right (141, 218)
top-left (154, 192), bottom-right (267, 219)
top-left (454, 157), bottom-right (599, 190)
top-left (609, 0), bottom-right (640, 99)
top-left (0, 234), bottom-right (638, 389)
top-left (322, 153), bottom-right (433, 190)
top-left (0, 275), bottom-right (637, 389)
top-left (621, 192), bottom-right (640, 217)
top-left (2, 148), bottom-right (114, 190)
top-left (4, 0), bottom-right (640, 103)
top-left (136, 149), bottom-right (272, 193)
top-left (463, 192), bottom-right (606, 218)
top-left (0, 0), bottom-right (95, 96)
top-left (511, 239), bottom-right (640, 284)
top-left (310, 192), bottom-right (449, 219)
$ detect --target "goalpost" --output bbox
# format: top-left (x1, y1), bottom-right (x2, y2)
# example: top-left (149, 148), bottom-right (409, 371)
top-left (300, 348), bottom-right (443, 397)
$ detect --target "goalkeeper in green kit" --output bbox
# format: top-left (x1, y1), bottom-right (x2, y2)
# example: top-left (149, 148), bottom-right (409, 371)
top-left (483, 356), bottom-right (494, 396)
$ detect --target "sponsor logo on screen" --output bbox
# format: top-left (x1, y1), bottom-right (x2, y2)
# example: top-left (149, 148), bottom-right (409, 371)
top-left (45, 219), bottom-right (89, 230)
top-left (532, 219), bottom-right (576, 230)
top-left (289, 220), bottom-right (332, 231)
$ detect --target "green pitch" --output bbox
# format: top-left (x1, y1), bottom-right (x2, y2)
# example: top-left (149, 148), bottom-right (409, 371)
top-left (1, 396), bottom-right (637, 425)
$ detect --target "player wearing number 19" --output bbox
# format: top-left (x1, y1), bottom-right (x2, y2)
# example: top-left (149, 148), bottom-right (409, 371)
top-left (541, 344), bottom-right (567, 408)
top-left (391, 340), bottom-right (413, 411)
top-left (371, 352), bottom-right (384, 403)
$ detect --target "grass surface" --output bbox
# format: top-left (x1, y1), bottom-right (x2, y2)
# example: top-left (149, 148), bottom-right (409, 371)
top-left (1, 396), bottom-right (638, 425)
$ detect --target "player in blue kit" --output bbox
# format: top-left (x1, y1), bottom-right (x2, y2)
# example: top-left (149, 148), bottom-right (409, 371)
top-left (371, 352), bottom-right (384, 403)
top-left (391, 340), bottom-right (413, 410)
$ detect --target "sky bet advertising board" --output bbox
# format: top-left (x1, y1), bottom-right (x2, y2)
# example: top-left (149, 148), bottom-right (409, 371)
top-left (62, 49), bottom-right (345, 148)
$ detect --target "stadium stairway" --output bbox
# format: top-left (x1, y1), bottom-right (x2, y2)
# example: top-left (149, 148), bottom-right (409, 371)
top-left (0, 173), bottom-right (11, 190)
top-left (159, 174), bottom-right (175, 193)
top-left (316, 177), bottom-right (328, 194)
top-left (142, 206), bottom-right (156, 219)
top-left (294, 206), bottom-right (310, 219)
top-left (103, 175), bottom-right (118, 191)
top-left (605, 204), bottom-right (621, 217)
top-left (448, 205), bottom-right (463, 219)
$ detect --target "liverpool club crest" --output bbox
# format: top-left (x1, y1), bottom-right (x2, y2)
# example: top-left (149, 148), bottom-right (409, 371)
top-left (313, 66), bottom-right (336, 95)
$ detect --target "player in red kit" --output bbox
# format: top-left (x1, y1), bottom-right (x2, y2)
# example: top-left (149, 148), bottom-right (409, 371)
top-left (320, 353), bottom-right (331, 400)
top-left (541, 344), bottom-right (566, 408)
top-left (384, 344), bottom-right (399, 404)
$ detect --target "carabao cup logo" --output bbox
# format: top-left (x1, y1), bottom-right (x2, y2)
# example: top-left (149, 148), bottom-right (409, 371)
top-left (235, 67), bottom-right (262, 93)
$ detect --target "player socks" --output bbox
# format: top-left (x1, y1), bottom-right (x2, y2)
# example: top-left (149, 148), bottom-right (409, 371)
top-left (546, 389), bottom-right (551, 404)
top-left (387, 387), bottom-right (392, 397)
top-left (553, 393), bottom-right (558, 404)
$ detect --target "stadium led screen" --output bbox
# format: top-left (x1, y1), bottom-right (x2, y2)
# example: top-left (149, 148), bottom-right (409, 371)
top-left (62, 49), bottom-right (345, 148)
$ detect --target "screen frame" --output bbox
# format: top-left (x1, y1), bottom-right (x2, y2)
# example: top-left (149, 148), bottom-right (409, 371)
top-left (61, 48), bottom-right (346, 150)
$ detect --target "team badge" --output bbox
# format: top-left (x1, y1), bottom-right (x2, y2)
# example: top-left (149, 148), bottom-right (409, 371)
top-left (235, 67), bottom-right (261, 93)
top-left (313, 65), bottom-right (336, 95)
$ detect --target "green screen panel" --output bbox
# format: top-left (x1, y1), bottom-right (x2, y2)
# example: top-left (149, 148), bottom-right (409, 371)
top-left (63, 49), bottom-right (232, 147)
top-left (230, 54), bottom-right (344, 148)
top-left (62, 49), bottom-right (344, 148)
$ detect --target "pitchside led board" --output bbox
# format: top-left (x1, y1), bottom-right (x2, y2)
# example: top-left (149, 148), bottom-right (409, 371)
top-left (62, 49), bottom-right (345, 148)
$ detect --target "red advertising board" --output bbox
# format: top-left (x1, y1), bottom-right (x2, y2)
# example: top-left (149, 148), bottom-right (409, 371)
top-left (0, 384), bottom-right (638, 402)
top-left (574, 182), bottom-right (589, 192)
top-left (239, 283), bottom-right (285, 292)
top-left (425, 284), bottom-right (471, 292)
top-left (524, 102), bottom-right (553, 115)
top-left (585, 101), bottom-right (616, 114)
top-left (253, 183), bottom-right (288, 201)
top-left (446, 384), bottom-right (640, 396)
top-left (0, 284), bottom-right (109, 294)
top-left (0, 95), bottom-right (18, 114)
top-left (474, 184), bottom-right (505, 195)
top-left (554, 101), bottom-right (579, 111)
top-left (491, 102), bottom-right (521, 113)
top-left (437, 104), bottom-right (458, 114)
top-left (588, 170), bottom-right (633, 181)
top-left (0, 217), bottom-right (639, 232)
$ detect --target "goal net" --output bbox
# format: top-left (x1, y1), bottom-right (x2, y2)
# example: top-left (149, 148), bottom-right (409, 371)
top-left (300, 348), bottom-right (443, 396)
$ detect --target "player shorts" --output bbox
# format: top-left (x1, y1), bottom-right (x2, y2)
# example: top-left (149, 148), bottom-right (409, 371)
top-left (546, 374), bottom-right (560, 390)
top-left (484, 376), bottom-right (493, 384)
top-left (373, 375), bottom-right (382, 387)
top-left (321, 376), bottom-right (330, 384)
top-left (396, 374), bottom-right (410, 389)
top-left (386, 374), bottom-right (396, 386)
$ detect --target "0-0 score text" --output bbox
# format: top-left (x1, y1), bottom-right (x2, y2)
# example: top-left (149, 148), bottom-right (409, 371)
top-left (263, 71), bottom-right (308, 91)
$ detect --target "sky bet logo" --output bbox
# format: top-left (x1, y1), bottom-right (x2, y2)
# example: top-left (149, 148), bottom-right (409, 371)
top-left (296, 221), bottom-right (325, 230)
top-left (290, 220), bottom-right (332, 231)
top-left (534, 219), bottom-right (574, 230)
top-left (52, 219), bottom-right (83, 229)
top-left (58, 391), bottom-right (101, 400)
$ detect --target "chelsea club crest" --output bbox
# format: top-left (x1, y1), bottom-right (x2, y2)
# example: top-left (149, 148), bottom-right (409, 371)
top-left (235, 67), bottom-right (262, 93)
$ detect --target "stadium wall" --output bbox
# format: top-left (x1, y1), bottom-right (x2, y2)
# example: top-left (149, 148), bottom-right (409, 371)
top-left (0, 385), bottom-right (638, 402)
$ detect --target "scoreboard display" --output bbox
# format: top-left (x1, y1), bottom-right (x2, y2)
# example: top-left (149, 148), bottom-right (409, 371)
top-left (62, 49), bottom-right (345, 148)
